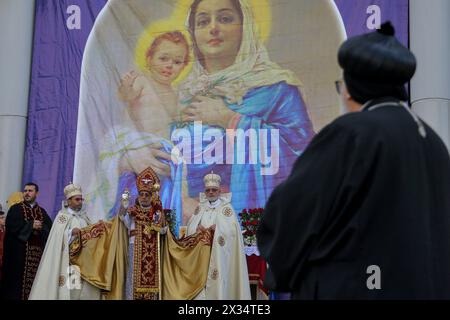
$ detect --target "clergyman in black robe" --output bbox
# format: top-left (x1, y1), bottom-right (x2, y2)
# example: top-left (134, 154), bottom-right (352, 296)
top-left (1, 183), bottom-right (52, 300)
top-left (257, 22), bottom-right (450, 299)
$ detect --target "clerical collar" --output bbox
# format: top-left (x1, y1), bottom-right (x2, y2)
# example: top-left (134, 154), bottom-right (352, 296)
top-left (68, 207), bottom-right (82, 215)
top-left (25, 202), bottom-right (36, 208)
top-left (208, 199), bottom-right (221, 208)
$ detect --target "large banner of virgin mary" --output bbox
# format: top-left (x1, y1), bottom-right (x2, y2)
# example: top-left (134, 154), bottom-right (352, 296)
top-left (23, 0), bottom-right (409, 229)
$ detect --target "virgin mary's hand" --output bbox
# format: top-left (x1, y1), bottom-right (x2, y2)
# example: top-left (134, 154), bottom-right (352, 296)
top-left (119, 142), bottom-right (172, 177)
top-left (181, 96), bottom-right (237, 129)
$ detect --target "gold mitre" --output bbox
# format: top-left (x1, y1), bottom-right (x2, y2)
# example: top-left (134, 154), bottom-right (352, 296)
top-left (64, 182), bottom-right (82, 200)
top-left (204, 171), bottom-right (221, 189)
top-left (137, 166), bottom-right (160, 193)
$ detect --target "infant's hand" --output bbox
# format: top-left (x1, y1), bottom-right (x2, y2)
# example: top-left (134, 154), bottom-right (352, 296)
top-left (118, 71), bottom-right (142, 101)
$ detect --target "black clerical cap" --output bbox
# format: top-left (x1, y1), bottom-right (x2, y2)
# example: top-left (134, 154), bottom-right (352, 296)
top-left (338, 21), bottom-right (417, 104)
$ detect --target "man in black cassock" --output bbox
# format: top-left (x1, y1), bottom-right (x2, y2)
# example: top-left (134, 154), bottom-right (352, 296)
top-left (1, 183), bottom-right (52, 300)
top-left (257, 22), bottom-right (450, 299)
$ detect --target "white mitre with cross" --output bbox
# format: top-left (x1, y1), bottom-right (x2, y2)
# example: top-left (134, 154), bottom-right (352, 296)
top-left (64, 182), bottom-right (82, 200)
top-left (203, 171), bottom-right (221, 189)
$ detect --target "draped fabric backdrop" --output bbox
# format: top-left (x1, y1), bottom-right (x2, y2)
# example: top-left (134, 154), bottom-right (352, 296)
top-left (23, 0), bottom-right (409, 220)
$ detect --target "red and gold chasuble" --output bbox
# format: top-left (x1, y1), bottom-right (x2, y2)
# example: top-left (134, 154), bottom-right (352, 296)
top-left (129, 205), bottom-right (162, 300)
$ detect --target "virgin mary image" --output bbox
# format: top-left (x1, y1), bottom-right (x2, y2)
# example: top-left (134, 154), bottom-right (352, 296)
top-left (73, 0), bottom-right (345, 227)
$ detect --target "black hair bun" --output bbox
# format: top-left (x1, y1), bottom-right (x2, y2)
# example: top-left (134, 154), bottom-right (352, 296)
top-left (377, 21), bottom-right (395, 36)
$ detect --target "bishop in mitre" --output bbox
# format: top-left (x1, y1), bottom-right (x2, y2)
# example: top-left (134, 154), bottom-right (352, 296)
top-left (67, 167), bottom-right (215, 300)
top-left (186, 172), bottom-right (251, 299)
top-left (29, 183), bottom-right (101, 300)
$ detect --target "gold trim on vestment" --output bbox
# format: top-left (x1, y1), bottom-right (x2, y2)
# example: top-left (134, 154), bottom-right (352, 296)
top-left (21, 203), bottom-right (45, 300)
top-left (129, 206), bottom-right (161, 300)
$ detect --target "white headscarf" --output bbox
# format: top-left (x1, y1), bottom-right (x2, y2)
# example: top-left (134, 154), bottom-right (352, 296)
top-left (180, 0), bottom-right (302, 105)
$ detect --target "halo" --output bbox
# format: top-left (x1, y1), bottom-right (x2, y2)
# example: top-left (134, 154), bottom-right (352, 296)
top-left (248, 0), bottom-right (272, 43)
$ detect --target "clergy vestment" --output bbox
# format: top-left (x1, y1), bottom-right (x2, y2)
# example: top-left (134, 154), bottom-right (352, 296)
top-left (29, 205), bottom-right (101, 300)
top-left (119, 203), bottom-right (214, 300)
top-left (69, 215), bottom-right (128, 300)
top-left (68, 212), bottom-right (213, 300)
top-left (68, 165), bottom-right (213, 300)
top-left (1, 202), bottom-right (52, 300)
top-left (257, 98), bottom-right (450, 299)
top-left (186, 193), bottom-right (251, 300)
top-left (120, 202), bottom-right (167, 300)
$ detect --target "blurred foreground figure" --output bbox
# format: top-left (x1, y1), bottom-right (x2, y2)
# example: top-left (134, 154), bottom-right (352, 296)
top-left (258, 22), bottom-right (450, 299)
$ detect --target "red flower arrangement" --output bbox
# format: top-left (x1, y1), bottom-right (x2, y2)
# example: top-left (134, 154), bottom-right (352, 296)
top-left (239, 208), bottom-right (264, 246)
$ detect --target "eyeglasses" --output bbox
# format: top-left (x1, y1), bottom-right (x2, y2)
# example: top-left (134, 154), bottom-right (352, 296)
top-left (205, 188), bottom-right (219, 193)
top-left (335, 79), bottom-right (344, 95)
top-left (73, 197), bottom-right (83, 201)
